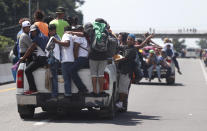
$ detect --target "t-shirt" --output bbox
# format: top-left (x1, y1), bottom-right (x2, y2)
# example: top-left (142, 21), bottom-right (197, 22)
top-left (30, 30), bottom-right (49, 52)
top-left (46, 34), bottom-right (61, 61)
top-left (73, 36), bottom-right (88, 57)
top-left (163, 43), bottom-right (174, 56)
top-left (19, 32), bottom-right (32, 53)
top-left (61, 33), bottom-right (74, 63)
top-left (34, 21), bottom-right (49, 36)
top-left (117, 45), bottom-right (137, 74)
top-left (49, 19), bottom-right (69, 38)
top-left (34, 46), bottom-right (46, 57)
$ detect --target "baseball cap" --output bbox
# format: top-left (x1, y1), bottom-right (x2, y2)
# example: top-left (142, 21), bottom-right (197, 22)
top-left (21, 21), bottom-right (31, 28)
top-left (149, 49), bottom-right (155, 54)
top-left (56, 7), bottom-right (65, 14)
top-left (30, 24), bottom-right (38, 32)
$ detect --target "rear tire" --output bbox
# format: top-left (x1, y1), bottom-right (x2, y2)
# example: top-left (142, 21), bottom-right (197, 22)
top-left (18, 105), bottom-right (35, 119)
top-left (100, 94), bottom-right (116, 119)
top-left (166, 77), bottom-right (175, 85)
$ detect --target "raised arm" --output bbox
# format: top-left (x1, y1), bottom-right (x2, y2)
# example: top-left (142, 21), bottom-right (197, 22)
top-left (134, 34), bottom-right (154, 49)
top-left (53, 38), bottom-right (70, 47)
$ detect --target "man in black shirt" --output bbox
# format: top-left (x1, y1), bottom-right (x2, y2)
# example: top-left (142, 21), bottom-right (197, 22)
top-left (115, 33), bottom-right (153, 109)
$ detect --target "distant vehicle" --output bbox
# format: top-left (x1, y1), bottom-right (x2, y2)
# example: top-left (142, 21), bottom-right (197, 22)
top-left (185, 48), bottom-right (200, 58)
top-left (132, 46), bottom-right (175, 85)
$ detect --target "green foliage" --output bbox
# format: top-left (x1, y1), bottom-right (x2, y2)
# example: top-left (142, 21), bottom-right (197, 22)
top-left (0, 35), bottom-right (14, 50)
top-left (172, 38), bottom-right (186, 52)
top-left (0, 0), bottom-right (85, 39)
top-left (196, 39), bottom-right (207, 49)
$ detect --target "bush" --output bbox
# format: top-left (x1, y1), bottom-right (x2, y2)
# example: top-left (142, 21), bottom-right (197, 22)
top-left (0, 35), bottom-right (14, 50)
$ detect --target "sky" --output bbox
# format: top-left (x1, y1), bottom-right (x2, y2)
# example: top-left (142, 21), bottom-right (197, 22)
top-left (79, 0), bottom-right (207, 47)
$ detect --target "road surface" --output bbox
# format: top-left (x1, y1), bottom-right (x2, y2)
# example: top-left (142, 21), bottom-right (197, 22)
top-left (0, 58), bottom-right (207, 131)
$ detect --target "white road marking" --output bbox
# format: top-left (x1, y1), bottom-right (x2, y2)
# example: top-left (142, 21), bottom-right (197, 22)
top-left (199, 59), bottom-right (207, 84)
top-left (33, 119), bottom-right (50, 126)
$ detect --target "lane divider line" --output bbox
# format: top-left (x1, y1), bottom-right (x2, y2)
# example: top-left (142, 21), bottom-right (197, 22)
top-left (0, 88), bottom-right (16, 93)
top-left (199, 59), bottom-right (207, 85)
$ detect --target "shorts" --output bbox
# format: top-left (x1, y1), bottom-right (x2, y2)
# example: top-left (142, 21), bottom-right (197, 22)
top-left (89, 59), bottom-right (107, 77)
top-left (118, 73), bottom-right (130, 94)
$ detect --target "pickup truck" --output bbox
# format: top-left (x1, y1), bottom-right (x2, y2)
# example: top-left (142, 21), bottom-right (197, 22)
top-left (16, 60), bottom-right (120, 119)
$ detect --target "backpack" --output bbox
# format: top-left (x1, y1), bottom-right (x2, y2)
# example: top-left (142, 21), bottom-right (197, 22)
top-left (91, 30), bottom-right (109, 52)
top-left (91, 22), bottom-right (109, 52)
top-left (13, 42), bottom-right (19, 57)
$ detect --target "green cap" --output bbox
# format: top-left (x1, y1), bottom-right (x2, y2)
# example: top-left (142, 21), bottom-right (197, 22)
top-left (149, 49), bottom-right (155, 54)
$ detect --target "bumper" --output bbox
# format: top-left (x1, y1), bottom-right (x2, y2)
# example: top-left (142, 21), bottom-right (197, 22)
top-left (16, 93), bottom-right (109, 108)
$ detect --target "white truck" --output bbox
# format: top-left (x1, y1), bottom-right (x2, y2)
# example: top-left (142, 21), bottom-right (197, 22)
top-left (16, 60), bottom-right (121, 119)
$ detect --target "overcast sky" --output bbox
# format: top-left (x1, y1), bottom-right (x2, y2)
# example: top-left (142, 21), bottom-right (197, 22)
top-left (79, 0), bottom-right (207, 47)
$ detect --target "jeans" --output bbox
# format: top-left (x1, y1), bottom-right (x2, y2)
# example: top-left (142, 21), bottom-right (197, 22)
top-left (172, 56), bottom-right (180, 71)
top-left (61, 62), bottom-right (74, 95)
top-left (148, 65), bottom-right (161, 79)
top-left (50, 61), bottom-right (59, 97)
top-left (25, 56), bottom-right (47, 91)
top-left (71, 57), bottom-right (89, 92)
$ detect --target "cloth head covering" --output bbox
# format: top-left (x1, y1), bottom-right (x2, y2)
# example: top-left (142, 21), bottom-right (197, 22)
top-left (128, 34), bottom-right (136, 40)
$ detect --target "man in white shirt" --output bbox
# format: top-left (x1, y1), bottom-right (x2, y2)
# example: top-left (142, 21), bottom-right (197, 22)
top-left (56, 26), bottom-right (74, 97)
top-left (20, 25), bottom-right (49, 95)
top-left (70, 25), bottom-right (89, 94)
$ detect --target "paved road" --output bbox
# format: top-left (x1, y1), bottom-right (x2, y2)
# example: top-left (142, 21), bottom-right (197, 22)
top-left (0, 59), bottom-right (207, 131)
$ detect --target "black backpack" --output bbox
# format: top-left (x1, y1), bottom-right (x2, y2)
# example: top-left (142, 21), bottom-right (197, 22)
top-left (84, 22), bottom-right (109, 53)
top-left (13, 42), bottom-right (19, 57)
top-left (91, 29), bottom-right (109, 52)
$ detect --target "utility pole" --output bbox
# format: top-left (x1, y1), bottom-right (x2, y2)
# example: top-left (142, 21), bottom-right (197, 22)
top-left (37, 0), bottom-right (39, 10)
top-left (29, 0), bottom-right (31, 19)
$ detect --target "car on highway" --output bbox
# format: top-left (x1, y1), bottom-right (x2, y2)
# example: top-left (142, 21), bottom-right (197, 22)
top-left (185, 48), bottom-right (200, 58)
top-left (16, 59), bottom-right (121, 119)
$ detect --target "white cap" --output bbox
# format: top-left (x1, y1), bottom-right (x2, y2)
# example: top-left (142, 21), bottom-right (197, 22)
top-left (22, 21), bottom-right (31, 28)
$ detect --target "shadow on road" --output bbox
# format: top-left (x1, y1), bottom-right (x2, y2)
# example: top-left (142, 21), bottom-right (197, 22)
top-left (135, 82), bottom-right (184, 87)
top-left (25, 111), bottom-right (161, 126)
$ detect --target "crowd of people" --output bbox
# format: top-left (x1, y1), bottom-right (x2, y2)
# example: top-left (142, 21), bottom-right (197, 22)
top-left (12, 6), bottom-right (182, 109)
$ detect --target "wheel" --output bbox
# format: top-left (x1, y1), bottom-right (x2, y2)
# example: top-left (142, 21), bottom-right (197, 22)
top-left (166, 77), bottom-right (175, 85)
top-left (18, 105), bottom-right (35, 119)
top-left (100, 94), bottom-right (116, 119)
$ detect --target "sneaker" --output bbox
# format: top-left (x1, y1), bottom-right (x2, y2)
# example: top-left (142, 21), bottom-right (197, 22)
top-left (99, 92), bottom-right (109, 96)
top-left (116, 101), bottom-right (123, 109)
top-left (64, 93), bottom-right (72, 97)
top-left (47, 97), bottom-right (58, 102)
top-left (24, 90), bottom-right (38, 95)
top-left (158, 79), bottom-right (161, 83)
top-left (90, 92), bottom-right (98, 96)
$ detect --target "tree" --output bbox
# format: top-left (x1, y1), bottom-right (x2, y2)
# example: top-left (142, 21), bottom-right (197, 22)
top-left (172, 38), bottom-right (186, 52)
top-left (0, 0), bottom-right (85, 40)
top-left (196, 39), bottom-right (207, 49)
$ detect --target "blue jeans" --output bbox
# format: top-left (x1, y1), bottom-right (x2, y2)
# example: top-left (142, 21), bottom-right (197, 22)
top-left (62, 62), bottom-right (74, 96)
top-left (71, 57), bottom-right (89, 92)
top-left (50, 61), bottom-right (59, 97)
top-left (148, 65), bottom-right (161, 79)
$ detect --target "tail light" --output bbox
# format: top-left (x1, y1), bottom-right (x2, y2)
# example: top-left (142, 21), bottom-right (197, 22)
top-left (103, 72), bottom-right (109, 90)
top-left (166, 59), bottom-right (172, 63)
top-left (17, 70), bottom-right (24, 89)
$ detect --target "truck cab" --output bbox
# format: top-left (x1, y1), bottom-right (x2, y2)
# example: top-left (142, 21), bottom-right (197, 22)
top-left (16, 60), bottom-right (119, 119)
